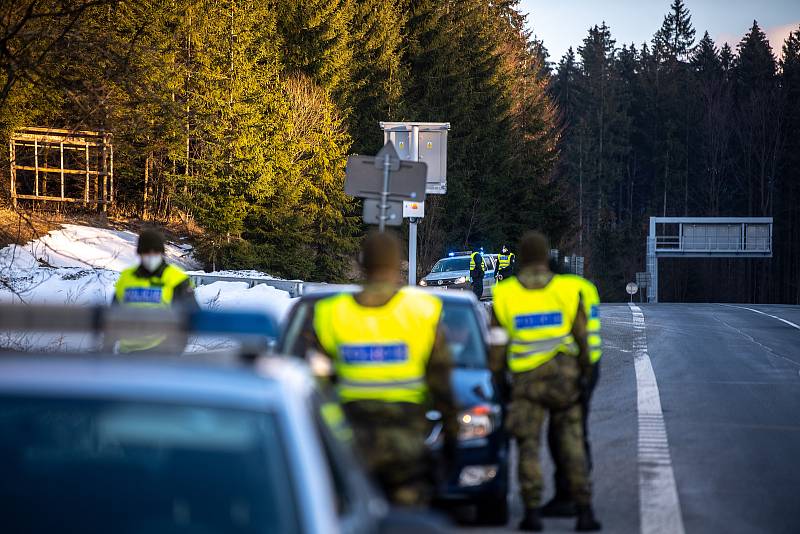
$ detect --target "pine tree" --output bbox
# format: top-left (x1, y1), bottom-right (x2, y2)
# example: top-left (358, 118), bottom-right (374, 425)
top-left (653, 0), bottom-right (696, 62)
top-left (736, 21), bottom-right (776, 93)
top-left (348, 0), bottom-right (407, 154)
top-left (720, 43), bottom-right (735, 75)
top-left (692, 32), bottom-right (722, 79)
top-left (777, 27), bottom-right (800, 301)
top-left (553, 48), bottom-right (579, 126)
top-left (276, 0), bottom-right (354, 107)
top-left (176, 0), bottom-right (292, 269)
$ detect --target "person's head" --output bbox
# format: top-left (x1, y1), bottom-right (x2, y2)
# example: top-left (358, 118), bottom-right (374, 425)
top-left (137, 228), bottom-right (165, 273)
top-left (501, 244), bottom-right (510, 254)
top-left (360, 231), bottom-right (402, 284)
top-left (517, 231), bottom-right (551, 270)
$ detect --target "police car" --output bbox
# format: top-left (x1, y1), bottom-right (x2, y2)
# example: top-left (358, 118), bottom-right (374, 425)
top-left (419, 252), bottom-right (497, 299)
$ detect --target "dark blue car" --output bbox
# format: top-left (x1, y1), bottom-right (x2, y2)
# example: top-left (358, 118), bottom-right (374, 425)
top-left (278, 289), bottom-right (510, 526)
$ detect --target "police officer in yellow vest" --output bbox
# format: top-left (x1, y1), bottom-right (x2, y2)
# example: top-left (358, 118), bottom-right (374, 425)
top-left (112, 229), bottom-right (198, 353)
top-left (311, 231), bottom-right (457, 506)
top-left (490, 231), bottom-right (601, 532)
top-left (497, 244), bottom-right (516, 280)
top-left (543, 272), bottom-right (602, 518)
top-left (469, 249), bottom-right (485, 300)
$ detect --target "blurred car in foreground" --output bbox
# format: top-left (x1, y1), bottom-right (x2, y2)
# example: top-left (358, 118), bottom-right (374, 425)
top-left (0, 305), bottom-right (450, 534)
top-left (278, 289), bottom-right (509, 526)
top-left (419, 252), bottom-right (497, 300)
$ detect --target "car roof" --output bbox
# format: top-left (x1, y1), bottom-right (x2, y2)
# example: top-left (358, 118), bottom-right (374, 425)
top-left (0, 354), bottom-right (315, 412)
top-left (296, 286), bottom-right (479, 306)
top-left (422, 288), bottom-right (480, 304)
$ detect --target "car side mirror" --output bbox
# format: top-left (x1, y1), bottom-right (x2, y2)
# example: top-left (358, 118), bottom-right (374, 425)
top-left (488, 327), bottom-right (509, 348)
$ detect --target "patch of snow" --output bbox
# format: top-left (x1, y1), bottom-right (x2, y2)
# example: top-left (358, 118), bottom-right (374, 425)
top-left (195, 281), bottom-right (296, 320)
top-left (29, 224), bottom-right (199, 271)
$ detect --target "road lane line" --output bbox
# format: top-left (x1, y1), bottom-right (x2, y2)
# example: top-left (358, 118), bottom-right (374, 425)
top-left (720, 304), bottom-right (800, 331)
top-left (629, 303), bottom-right (685, 534)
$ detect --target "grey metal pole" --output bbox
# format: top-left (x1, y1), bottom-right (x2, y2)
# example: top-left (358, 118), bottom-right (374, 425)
top-left (379, 151), bottom-right (390, 233)
top-left (408, 125), bottom-right (421, 284)
top-left (409, 218), bottom-right (417, 285)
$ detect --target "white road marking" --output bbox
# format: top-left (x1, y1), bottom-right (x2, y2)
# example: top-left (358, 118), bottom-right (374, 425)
top-left (629, 303), bottom-right (685, 534)
top-left (720, 304), bottom-right (800, 331)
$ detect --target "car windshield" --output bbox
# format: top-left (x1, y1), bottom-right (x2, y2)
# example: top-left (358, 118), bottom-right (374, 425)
top-left (441, 302), bottom-right (486, 369)
top-left (0, 397), bottom-right (300, 533)
top-left (431, 257), bottom-right (470, 273)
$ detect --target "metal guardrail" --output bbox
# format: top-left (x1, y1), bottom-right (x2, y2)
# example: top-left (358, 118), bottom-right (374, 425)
top-left (188, 273), bottom-right (341, 298)
top-left (188, 274), bottom-right (305, 297)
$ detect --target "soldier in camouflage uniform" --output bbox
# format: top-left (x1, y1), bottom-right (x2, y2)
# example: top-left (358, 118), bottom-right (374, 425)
top-left (490, 231), bottom-right (601, 531)
top-left (308, 231), bottom-right (458, 506)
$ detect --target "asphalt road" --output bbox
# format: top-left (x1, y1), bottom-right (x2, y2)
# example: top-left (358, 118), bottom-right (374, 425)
top-left (452, 303), bottom-right (800, 533)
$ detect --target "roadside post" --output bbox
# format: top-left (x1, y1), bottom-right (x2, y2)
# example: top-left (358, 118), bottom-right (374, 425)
top-left (379, 122), bottom-right (450, 285)
top-left (627, 282), bottom-right (639, 303)
top-left (344, 140), bottom-right (427, 231)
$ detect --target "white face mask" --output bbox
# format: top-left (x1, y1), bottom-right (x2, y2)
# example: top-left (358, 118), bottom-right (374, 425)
top-left (140, 254), bottom-right (163, 273)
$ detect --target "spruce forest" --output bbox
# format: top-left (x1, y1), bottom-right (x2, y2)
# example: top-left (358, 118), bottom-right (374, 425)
top-left (1, 0), bottom-right (799, 303)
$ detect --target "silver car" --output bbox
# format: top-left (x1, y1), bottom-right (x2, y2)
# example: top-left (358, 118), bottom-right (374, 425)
top-left (0, 305), bottom-right (450, 534)
top-left (419, 253), bottom-right (497, 299)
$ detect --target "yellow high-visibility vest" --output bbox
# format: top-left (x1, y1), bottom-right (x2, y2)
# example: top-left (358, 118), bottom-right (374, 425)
top-left (562, 274), bottom-right (602, 363)
top-left (470, 252), bottom-right (482, 271)
top-left (114, 264), bottom-right (190, 352)
top-left (493, 274), bottom-right (581, 373)
top-left (313, 287), bottom-right (443, 404)
top-left (498, 253), bottom-right (515, 269)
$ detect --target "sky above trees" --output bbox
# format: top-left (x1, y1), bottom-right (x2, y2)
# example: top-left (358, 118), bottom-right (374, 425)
top-left (523, 0), bottom-right (800, 61)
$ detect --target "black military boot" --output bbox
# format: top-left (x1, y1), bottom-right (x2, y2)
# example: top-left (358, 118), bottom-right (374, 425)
top-left (575, 504), bottom-right (602, 531)
top-left (518, 507), bottom-right (543, 531)
top-left (541, 494), bottom-right (577, 517)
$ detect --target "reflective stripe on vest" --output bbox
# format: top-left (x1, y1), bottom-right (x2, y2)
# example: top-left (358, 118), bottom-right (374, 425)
top-left (493, 275), bottom-right (581, 373)
top-left (562, 274), bottom-right (602, 363)
top-left (498, 253), bottom-right (514, 269)
top-left (114, 264), bottom-right (189, 352)
top-left (313, 287), bottom-right (442, 404)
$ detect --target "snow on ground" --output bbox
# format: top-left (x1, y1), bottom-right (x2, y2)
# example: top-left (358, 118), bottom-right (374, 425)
top-left (0, 224), bottom-right (297, 351)
top-left (7, 223), bottom-right (198, 271)
top-left (195, 281), bottom-right (295, 323)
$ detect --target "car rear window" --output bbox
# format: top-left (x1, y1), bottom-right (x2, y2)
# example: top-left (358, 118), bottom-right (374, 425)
top-left (441, 302), bottom-right (487, 369)
top-left (431, 257), bottom-right (471, 273)
top-left (0, 397), bottom-right (300, 533)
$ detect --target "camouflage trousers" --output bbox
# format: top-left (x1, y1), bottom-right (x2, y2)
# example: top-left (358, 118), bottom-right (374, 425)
top-left (506, 353), bottom-right (592, 508)
top-left (344, 401), bottom-right (433, 507)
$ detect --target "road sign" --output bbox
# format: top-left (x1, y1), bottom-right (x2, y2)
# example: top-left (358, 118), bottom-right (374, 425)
top-left (362, 199), bottom-right (402, 226)
top-left (373, 142), bottom-right (401, 171)
top-left (626, 282), bottom-right (639, 295)
top-left (403, 201), bottom-right (424, 218)
top-left (344, 155), bottom-right (427, 202)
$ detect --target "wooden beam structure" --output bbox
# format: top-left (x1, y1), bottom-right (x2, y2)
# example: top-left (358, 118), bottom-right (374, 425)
top-left (9, 127), bottom-right (114, 209)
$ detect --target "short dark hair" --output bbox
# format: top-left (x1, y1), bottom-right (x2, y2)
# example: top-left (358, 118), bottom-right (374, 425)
top-left (137, 228), bottom-right (165, 254)
top-left (517, 231), bottom-right (550, 267)
top-left (360, 231), bottom-right (401, 274)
